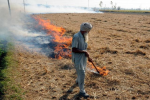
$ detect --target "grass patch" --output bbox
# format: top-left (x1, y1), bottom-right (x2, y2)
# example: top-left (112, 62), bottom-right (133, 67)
top-left (0, 40), bottom-right (23, 100)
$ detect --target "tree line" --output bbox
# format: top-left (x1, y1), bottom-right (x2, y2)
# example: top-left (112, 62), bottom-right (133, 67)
top-left (99, 1), bottom-right (121, 10)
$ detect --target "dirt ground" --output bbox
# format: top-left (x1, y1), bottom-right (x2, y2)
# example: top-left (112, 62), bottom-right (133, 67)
top-left (15, 13), bottom-right (150, 100)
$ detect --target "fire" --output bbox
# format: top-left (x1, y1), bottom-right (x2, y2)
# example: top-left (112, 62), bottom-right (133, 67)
top-left (88, 62), bottom-right (109, 76)
top-left (32, 16), bottom-right (109, 76)
top-left (33, 16), bottom-right (72, 59)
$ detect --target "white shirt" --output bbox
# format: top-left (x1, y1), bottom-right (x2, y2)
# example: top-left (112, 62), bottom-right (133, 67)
top-left (72, 32), bottom-right (87, 70)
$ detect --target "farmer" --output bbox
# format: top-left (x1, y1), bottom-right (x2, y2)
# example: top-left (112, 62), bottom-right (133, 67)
top-left (72, 22), bottom-right (93, 98)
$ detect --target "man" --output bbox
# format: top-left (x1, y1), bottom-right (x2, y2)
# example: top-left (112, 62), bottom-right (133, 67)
top-left (72, 22), bottom-right (93, 98)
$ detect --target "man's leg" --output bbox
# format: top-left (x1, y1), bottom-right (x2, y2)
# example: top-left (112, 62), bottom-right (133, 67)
top-left (75, 67), bottom-right (85, 93)
top-left (76, 67), bottom-right (89, 98)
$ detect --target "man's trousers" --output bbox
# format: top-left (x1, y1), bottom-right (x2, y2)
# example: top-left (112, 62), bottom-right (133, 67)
top-left (75, 65), bottom-right (86, 93)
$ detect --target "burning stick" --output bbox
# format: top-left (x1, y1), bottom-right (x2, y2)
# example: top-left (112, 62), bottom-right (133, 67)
top-left (91, 61), bottom-right (100, 74)
top-left (89, 61), bottom-right (109, 76)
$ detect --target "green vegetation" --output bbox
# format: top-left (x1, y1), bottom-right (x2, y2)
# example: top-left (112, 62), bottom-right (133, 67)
top-left (0, 40), bottom-right (23, 100)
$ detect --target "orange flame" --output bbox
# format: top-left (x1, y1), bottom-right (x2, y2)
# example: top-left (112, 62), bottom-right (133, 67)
top-left (88, 62), bottom-right (109, 76)
top-left (33, 16), bottom-right (72, 59)
top-left (33, 16), bottom-right (109, 76)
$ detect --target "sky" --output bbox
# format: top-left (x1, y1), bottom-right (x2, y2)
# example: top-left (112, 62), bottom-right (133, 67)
top-left (6, 0), bottom-right (150, 9)
top-left (1, 0), bottom-right (150, 9)
top-left (0, 0), bottom-right (150, 14)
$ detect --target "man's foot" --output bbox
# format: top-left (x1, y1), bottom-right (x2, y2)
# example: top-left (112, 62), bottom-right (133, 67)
top-left (78, 92), bottom-right (89, 98)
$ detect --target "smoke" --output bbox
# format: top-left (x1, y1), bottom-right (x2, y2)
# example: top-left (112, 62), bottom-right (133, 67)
top-left (0, 6), bottom-right (11, 40)
top-left (0, 1), bottom-right (102, 57)
top-left (0, 1), bottom-right (101, 39)
top-left (0, 1), bottom-right (102, 43)
top-left (25, 4), bottom-right (101, 13)
top-left (0, 5), bottom-right (52, 55)
top-left (0, 4), bottom-right (55, 56)
top-left (0, 0), bottom-right (102, 14)
top-left (0, 3), bottom-right (45, 41)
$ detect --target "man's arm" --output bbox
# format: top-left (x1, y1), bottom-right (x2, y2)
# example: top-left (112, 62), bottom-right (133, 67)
top-left (72, 47), bottom-right (92, 62)
top-left (72, 47), bottom-right (87, 53)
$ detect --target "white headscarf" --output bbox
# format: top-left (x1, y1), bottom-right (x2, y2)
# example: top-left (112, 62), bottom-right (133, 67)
top-left (80, 22), bottom-right (92, 32)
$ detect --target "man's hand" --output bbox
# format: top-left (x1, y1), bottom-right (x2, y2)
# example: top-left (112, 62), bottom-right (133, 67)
top-left (85, 52), bottom-right (89, 58)
top-left (84, 51), bottom-right (92, 62)
top-left (88, 57), bottom-right (93, 62)
top-left (72, 48), bottom-right (91, 60)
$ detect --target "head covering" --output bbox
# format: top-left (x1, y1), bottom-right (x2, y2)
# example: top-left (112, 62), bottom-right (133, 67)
top-left (80, 22), bottom-right (92, 32)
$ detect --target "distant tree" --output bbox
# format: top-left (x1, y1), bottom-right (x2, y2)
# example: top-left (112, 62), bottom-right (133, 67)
top-left (117, 6), bottom-right (121, 10)
top-left (114, 3), bottom-right (117, 10)
top-left (99, 1), bottom-right (103, 9)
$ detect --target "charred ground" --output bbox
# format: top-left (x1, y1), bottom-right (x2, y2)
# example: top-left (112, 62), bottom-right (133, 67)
top-left (13, 13), bottom-right (150, 100)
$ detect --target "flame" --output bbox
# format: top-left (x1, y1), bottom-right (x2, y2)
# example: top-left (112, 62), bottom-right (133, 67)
top-left (33, 16), bottom-right (72, 59)
top-left (32, 16), bottom-right (109, 76)
top-left (88, 62), bottom-right (109, 76)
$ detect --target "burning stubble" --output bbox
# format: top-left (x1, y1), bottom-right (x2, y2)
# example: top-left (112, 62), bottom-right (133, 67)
top-left (0, 4), bottom-right (109, 75)
top-left (32, 16), bottom-right (72, 59)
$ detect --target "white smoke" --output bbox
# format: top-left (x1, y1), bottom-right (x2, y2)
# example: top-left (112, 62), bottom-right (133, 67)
top-left (0, 3), bottom-right (45, 41)
top-left (0, 4), bottom-right (51, 54)
top-left (0, 0), bottom-right (102, 14)
top-left (0, 1), bottom-right (102, 56)
top-left (0, 0), bottom-right (102, 42)
top-left (25, 5), bottom-right (102, 13)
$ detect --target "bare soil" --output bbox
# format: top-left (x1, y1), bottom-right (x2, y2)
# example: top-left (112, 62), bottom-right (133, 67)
top-left (15, 13), bottom-right (150, 100)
